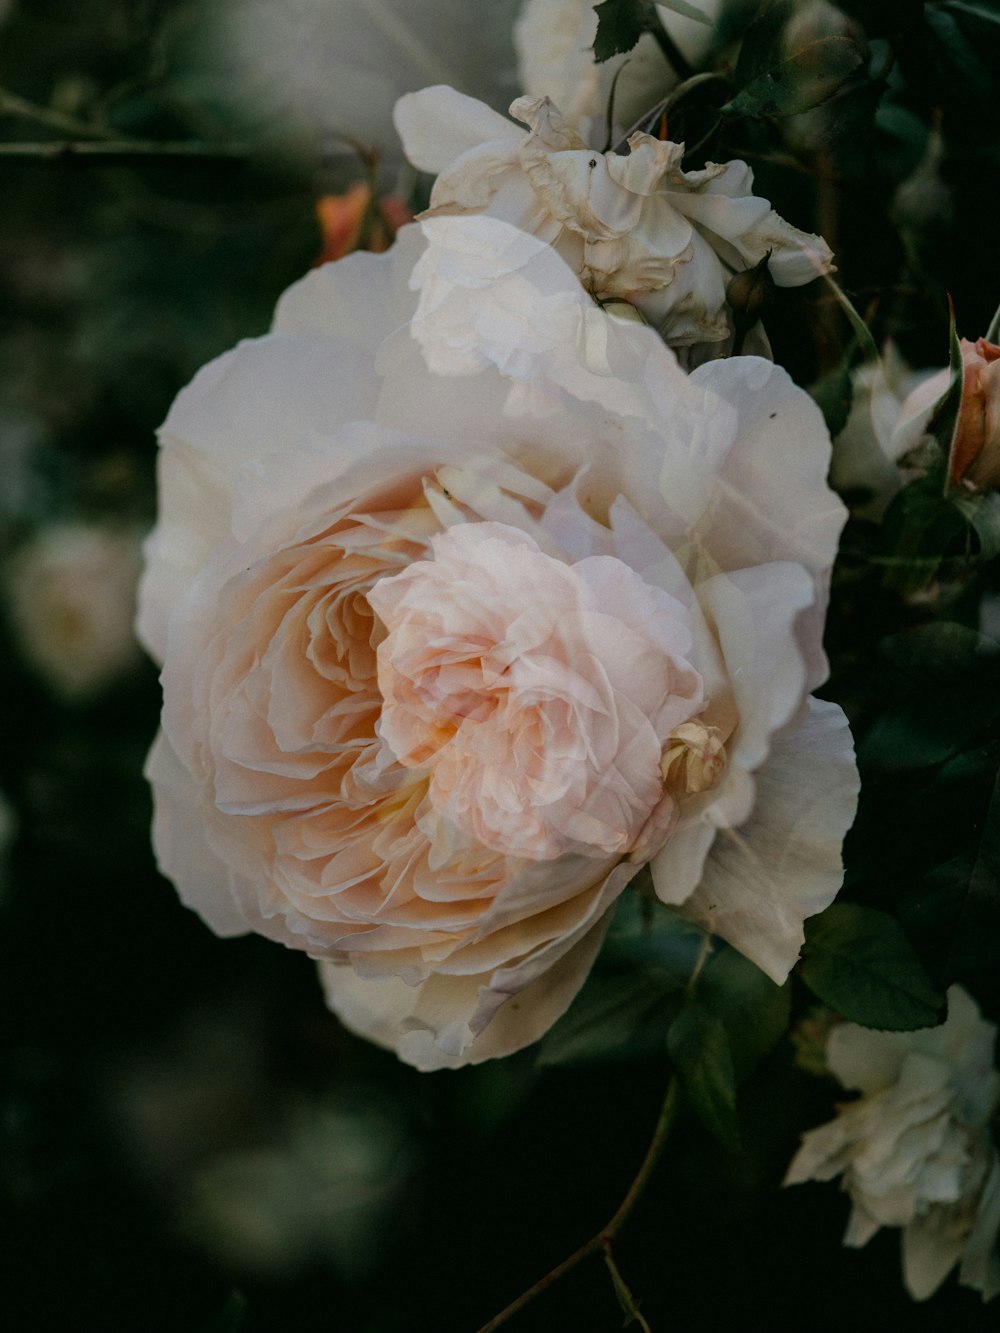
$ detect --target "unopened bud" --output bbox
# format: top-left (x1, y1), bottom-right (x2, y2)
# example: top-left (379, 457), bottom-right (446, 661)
top-left (661, 722), bottom-right (727, 796)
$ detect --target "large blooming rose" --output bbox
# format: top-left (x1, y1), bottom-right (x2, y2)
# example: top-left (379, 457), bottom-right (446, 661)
top-left (785, 986), bottom-right (1000, 1302)
top-left (394, 87), bottom-right (833, 348)
top-left (139, 217), bottom-right (857, 1070)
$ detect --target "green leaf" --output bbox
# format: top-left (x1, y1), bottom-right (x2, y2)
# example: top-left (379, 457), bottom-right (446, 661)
top-left (952, 492), bottom-right (1000, 560)
top-left (942, 0), bottom-right (1000, 24)
top-left (937, 299), bottom-right (967, 490)
top-left (724, 35), bottom-right (865, 119)
top-left (697, 946), bottom-right (791, 1083)
top-left (880, 466), bottom-right (969, 594)
top-left (537, 968), bottom-right (677, 1067)
top-left (857, 623), bottom-right (1000, 772)
top-left (733, 0), bottom-right (795, 87)
top-left (667, 1001), bottom-right (741, 1150)
top-left (593, 0), bottom-right (649, 61)
top-left (925, 6), bottom-right (994, 103)
top-left (605, 895), bottom-right (711, 987)
top-left (810, 360), bottom-right (854, 439)
top-left (801, 903), bottom-right (945, 1031)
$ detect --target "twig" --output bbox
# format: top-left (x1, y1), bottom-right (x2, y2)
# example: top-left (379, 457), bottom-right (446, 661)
top-left (0, 139), bottom-right (249, 160)
top-left (475, 1077), bottom-right (680, 1332)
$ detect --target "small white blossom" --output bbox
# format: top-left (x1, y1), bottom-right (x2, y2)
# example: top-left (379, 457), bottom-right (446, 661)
top-left (785, 986), bottom-right (1000, 1302)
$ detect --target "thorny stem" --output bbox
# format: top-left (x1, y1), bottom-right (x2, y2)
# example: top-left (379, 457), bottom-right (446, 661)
top-left (475, 1077), bottom-right (680, 1333)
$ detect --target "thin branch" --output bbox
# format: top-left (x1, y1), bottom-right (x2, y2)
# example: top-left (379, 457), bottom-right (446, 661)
top-left (0, 87), bottom-right (106, 139)
top-left (603, 1241), bottom-right (653, 1333)
top-left (475, 1076), bottom-right (680, 1333)
top-left (0, 139), bottom-right (250, 161)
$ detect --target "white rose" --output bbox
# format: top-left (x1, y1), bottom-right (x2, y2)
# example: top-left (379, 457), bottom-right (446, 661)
top-left (139, 218), bottom-right (857, 1070)
top-left (394, 86), bottom-right (833, 348)
top-left (785, 985), bottom-right (1000, 1301)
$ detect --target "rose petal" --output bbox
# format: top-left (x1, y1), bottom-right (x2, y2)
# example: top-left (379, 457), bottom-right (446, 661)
top-left (678, 696), bottom-right (859, 982)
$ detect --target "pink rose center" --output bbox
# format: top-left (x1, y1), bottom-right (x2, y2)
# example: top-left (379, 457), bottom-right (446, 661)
top-left (367, 522), bottom-right (705, 862)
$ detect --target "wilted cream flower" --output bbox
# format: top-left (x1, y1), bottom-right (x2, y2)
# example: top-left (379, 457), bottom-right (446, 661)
top-left (514, 0), bottom-right (721, 136)
top-left (139, 217), bottom-right (856, 1070)
top-left (394, 87), bottom-right (833, 348)
top-left (7, 522), bottom-right (142, 699)
top-left (785, 986), bottom-right (1000, 1302)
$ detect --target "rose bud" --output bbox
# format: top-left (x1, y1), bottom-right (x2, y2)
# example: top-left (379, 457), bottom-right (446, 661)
top-left (949, 337), bottom-right (1000, 491)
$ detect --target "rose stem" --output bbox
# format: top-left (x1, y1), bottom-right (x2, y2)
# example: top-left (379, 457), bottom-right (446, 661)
top-left (647, 13), bottom-right (696, 83)
top-left (474, 1075), bottom-right (680, 1333)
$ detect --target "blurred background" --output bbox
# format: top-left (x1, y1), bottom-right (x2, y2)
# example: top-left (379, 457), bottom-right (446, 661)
top-left (2, 2), bottom-right (999, 1330)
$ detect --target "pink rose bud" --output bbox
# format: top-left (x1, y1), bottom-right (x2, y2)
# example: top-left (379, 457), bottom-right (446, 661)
top-left (950, 337), bottom-right (1000, 491)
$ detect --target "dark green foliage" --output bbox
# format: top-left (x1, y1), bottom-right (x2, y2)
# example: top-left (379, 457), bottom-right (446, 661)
top-left (801, 903), bottom-right (945, 1030)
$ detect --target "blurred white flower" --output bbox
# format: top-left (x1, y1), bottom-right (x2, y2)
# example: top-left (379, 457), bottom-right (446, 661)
top-left (785, 986), bottom-right (1000, 1302)
top-left (183, 1100), bottom-right (412, 1277)
top-left (395, 87), bottom-right (833, 348)
top-left (7, 523), bottom-right (142, 700)
top-left (194, 0), bottom-right (521, 153)
top-left (514, 0), bottom-right (721, 136)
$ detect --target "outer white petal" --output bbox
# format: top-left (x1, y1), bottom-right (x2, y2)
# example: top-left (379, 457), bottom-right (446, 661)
top-left (318, 902), bottom-right (614, 1071)
top-left (145, 730), bottom-right (251, 938)
top-left (273, 226), bottom-right (424, 344)
top-left (826, 1023), bottom-right (911, 1095)
top-left (678, 697), bottom-right (859, 982)
top-left (960, 1155), bottom-right (1000, 1300)
top-left (395, 85), bottom-right (521, 175)
top-left (139, 338), bottom-right (380, 666)
top-left (697, 562), bottom-right (815, 772)
top-left (902, 1212), bottom-right (969, 1301)
top-left (410, 214), bottom-right (694, 426)
top-left (683, 356), bottom-right (845, 583)
top-left (667, 161), bottom-right (833, 286)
